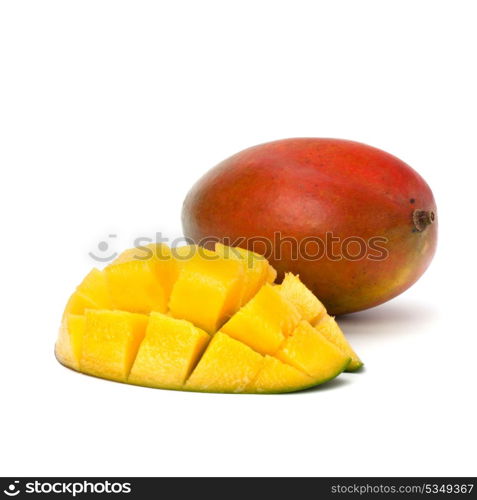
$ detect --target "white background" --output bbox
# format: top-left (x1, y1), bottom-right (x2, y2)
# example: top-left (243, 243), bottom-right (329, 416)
top-left (1, 0), bottom-right (476, 477)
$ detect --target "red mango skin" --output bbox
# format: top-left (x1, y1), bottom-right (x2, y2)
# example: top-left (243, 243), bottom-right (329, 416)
top-left (182, 138), bottom-right (437, 315)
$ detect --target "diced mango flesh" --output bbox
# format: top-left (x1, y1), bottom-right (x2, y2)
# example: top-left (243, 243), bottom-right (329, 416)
top-left (276, 321), bottom-right (350, 380)
top-left (221, 284), bottom-right (301, 355)
top-left (105, 244), bottom-right (175, 314)
top-left (64, 291), bottom-right (98, 316)
top-left (185, 333), bottom-right (263, 393)
top-left (129, 312), bottom-right (210, 389)
top-left (276, 273), bottom-right (362, 372)
top-left (247, 356), bottom-right (314, 394)
top-left (63, 268), bottom-right (112, 316)
top-left (68, 315), bottom-right (86, 364)
top-left (56, 244), bottom-right (362, 393)
top-left (76, 268), bottom-right (112, 308)
top-left (215, 242), bottom-right (277, 304)
top-left (80, 310), bottom-right (149, 382)
top-left (168, 249), bottom-right (245, 333)
top-left (267, 265), bottom-right (277, 283)
top-left (316, 315), bottom-right (363, 371)
top-left (278, 273), bottom-right (326, 323)
top-left (55, 314), bottom-right (86, 370)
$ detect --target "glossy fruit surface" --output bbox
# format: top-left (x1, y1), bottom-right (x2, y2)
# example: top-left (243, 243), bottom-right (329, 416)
top-left (182, 138), bottom-right (437, 314)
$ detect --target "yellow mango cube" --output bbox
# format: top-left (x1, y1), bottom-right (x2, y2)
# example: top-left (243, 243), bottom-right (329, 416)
top-left (247, 355), bottom-right (314, 394)
top-left (276, 320), bottom-right (350, 381)
top-left (168, 249), bottom-right (245, 333)
top-left (221, 284), bottom-right (301, 355)
top-left (55, 314), bottom-right (86, 370)
top-left (215, 243), bottom-right (277, 304)
top-left (64, 268), bottom-right (112, 316)
top-left (64, 291), bottom-right (98, 316)
top-left (278, 273), bottom-right (326, 323)
top-left (105, 244), bottom-right (176, 314)
top-left (129, 312), bottom-right (210, 389)
top-left (186, 332), bottom-right (263, 393)
top-left (80, 310), bottom-right (149, 382)
top-left (76, 268), bottom-right (112, 307)
top-left (316, 314), bottom-right (363, 371)
top-left (170, 244), bottom-right (219, 282)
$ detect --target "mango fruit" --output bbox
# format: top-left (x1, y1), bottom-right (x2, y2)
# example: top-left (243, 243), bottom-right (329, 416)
top-left (278, 272), bottom-right (326, 324)
top-left (215, 242), bottom-right (276, 304)
top-left (129, 312), bottom-right (210, 389)
top-left (315, 314), bottom-right (362, 371)
top-left (181, 138), bottom-right (437, 314)
top-left (221, 283), bottom-right (301, 355)
top-left (56, 314), bottom-right (86, 370)
top-left (56, 243), bottom-right (361, 393)
top-left (247, 356), bottom-right (314, 394)
top-left (185, 332), bottom-right (263, 393)
top-left (276, 320), bottom-right (350, 380)
top-left (168, 247), bottom-right (245, 333)
top-left (105, 243), bottom-right (177, 314)
top-left (80, 309), bottom-right (149, 382)
top-left (63, 268), bottom-right (112, 316)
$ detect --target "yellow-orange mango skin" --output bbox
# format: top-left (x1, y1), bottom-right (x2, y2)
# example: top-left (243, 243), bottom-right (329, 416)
top-left (181, 138), bottom-right (438, 314)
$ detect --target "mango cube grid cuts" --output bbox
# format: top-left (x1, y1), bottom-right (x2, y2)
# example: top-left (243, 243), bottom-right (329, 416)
top-left (56, 243), bottom-right (362, 393)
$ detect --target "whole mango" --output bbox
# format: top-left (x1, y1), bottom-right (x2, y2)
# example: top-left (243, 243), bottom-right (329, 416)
top-left (182, 138), bottom-right (437, 315)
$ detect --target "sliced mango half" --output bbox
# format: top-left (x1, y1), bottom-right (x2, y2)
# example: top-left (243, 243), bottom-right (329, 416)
top-left (55, 244), bottom-right (362, 393)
